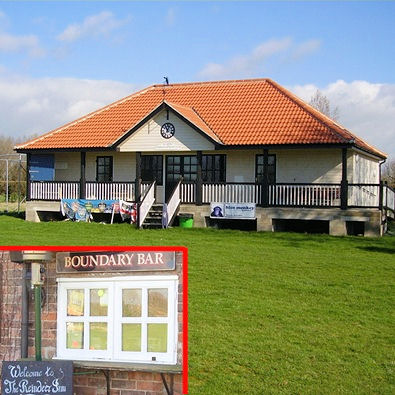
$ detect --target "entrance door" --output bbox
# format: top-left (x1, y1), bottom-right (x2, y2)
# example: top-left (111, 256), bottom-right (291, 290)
top-left (165, 155), bottom-right (197, 201)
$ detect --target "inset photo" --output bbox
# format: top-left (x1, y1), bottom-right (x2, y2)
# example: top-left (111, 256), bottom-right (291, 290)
top-left (0, 247), bottom-right (187, 395)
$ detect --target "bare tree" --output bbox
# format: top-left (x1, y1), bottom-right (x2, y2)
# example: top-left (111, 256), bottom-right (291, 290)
top-left (309, 89), bottom-right (340, 121)
top-left (0, 135), bottom-right (27, 200)
top-left (382, 159), bottom-right (395, 188)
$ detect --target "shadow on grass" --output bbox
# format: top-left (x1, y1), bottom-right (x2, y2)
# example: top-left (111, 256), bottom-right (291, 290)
top-left (357, 246), bottom-right (395, 255)
top-left (0, 211), bottom-right (25, 219)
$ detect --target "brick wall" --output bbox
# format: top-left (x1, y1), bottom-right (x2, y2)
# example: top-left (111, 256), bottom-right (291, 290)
top-left (0, 251), bottom-right (23, 361)
top-left (0, 250), bottom-right (184, 395)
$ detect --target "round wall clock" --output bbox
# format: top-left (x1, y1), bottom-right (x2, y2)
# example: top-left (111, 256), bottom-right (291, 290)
top-left (160, 122), bottom-right (175, 139)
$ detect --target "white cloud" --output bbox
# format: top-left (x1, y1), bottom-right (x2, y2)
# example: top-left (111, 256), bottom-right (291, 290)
top-left (0, 32), bottom-right (45, 57)
top-left (291, 39), bottom-right (321, 60)
top-left (57, 11), bottom-right (129, 42)
top-left (0, 72), bottom-right (137, 141)
top-left (198, 37), bottom-right (321, 79)
top-left (199, 38), bottom-right (292, 79)
top-left (289, 80), bottom-right (395, 159)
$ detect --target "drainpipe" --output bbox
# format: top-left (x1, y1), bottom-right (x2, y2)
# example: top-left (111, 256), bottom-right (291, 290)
top-left (22, 251), bottom-right (53, 361)
top-left (379, 159), bottom-right (387, 213)
top-left (34, 281), bottom-right (42, 361)
top-left (379, 159), bottom-right (386, 182)
top-left (21, 263), bottom-right (29, 359)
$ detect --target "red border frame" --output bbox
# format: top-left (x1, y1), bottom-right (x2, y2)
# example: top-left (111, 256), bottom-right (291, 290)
top-left (0, 245), bottom-right (189, 394)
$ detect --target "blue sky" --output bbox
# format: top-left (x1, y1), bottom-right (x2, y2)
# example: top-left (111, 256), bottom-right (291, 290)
top-left (1, 1), bottom-right (394, 85)
top-left (0, 1), bottom-right (394, 158)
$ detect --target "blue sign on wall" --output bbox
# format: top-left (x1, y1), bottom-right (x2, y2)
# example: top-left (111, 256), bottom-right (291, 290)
top-left (29, 154), bottom-right (54, 181)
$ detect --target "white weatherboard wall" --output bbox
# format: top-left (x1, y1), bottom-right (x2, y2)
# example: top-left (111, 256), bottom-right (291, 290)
top-left (352, 151), bottom-right (379, 184)
top-left (223, 150), bottom-right (257, 183)
top-left (118, 110), bottom-right (215, 152)
top-left (86, 152), bottom-right (136, 181)
top-left (275, 149), bottom-right (348, 183)
top-left (55, 152), bottom-right (136, 182)
top-left (54, 148), bottom-right (365, 184)
top-left (221, 148), bottom-right (349, 184)
top-left (54, 152), bottom-right (80, 181)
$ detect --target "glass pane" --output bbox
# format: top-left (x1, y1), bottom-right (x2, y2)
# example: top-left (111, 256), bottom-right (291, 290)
top-left (191, 156), bottom-right (197, 165)
top-left (90, 289), bottom-right (108, 316)
top-left (89, 323), bottom-right (107, 350)
top-left (122, 289), bottom-right (142, 317)
top-left (268, 155), bottom-right (275, 165)
top-left (148, 289), bottom-right (168, 317)
top-left (67, 289), bottom-right (84, 316)
top-left (122, 324), bottom-right (141, 352)
top-left (66, 322), bottom-right (83, 349)
top-left (147, 324), bottom-right (167, 352)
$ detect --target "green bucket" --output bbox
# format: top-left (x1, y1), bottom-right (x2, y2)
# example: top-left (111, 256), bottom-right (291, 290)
top-left (179, 214), bottom-right (194, 228)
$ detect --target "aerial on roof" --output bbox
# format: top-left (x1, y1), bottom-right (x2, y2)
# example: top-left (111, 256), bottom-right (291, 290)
top-left (15, 78), bottom-right (385, 158)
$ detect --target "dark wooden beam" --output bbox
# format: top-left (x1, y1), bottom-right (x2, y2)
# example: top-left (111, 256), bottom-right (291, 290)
top-left (262, 149), bottom-right (269, 207)
top-left (135, 152), bottom-right (142, 202)
top-left (196, 151), bottom-right (202, 206)
top-left (340, 147), bottom-right (348, 210)
top-left (26, 153), bottom-right (31, 201)
top-left (80, 151), bottom-right (86, 199)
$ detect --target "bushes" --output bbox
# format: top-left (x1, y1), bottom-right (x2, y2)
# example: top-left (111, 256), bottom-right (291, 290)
top-left (0, 183), bottom-right (26, 201)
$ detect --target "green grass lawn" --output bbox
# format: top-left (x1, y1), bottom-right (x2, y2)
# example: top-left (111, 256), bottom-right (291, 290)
top-left (0, 214), bottom-right (394, 394)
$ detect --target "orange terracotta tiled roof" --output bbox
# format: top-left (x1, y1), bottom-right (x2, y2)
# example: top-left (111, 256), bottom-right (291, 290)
top-left (15, 78), bottom-right (386, 158)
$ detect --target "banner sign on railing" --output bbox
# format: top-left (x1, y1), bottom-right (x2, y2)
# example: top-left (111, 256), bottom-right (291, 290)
top-left (61, 199), bottom-right (118, 221)
top-left (60, 199), bottom-right (137, 224)
top-left (210, 202), bottom-right (256, 219)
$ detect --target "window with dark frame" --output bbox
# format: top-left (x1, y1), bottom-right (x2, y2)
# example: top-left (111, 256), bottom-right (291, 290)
top-left (166, 155), bottom-right (226, 183)
top-left (96, 156), bottom-right (113, 182)
top-left (255, 154), bottom-right (276, 184)
top-left (202, 155), bottom-right (226, 183)
top-left (166, 156), bottom-right (198, 183)
top-left (141, 155), bottom-right (163, 186)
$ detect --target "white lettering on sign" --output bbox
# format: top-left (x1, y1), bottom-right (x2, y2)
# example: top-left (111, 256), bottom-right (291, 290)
top-left (4, 366), bottom-right (68, 394)
top-left (59, 252), bottom-right (172, 272)
top-left (137, 253), bottom-right (164, 265)
top-left (2, 361), bottom-right (72, 395)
